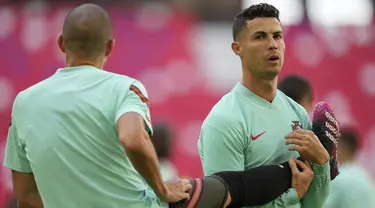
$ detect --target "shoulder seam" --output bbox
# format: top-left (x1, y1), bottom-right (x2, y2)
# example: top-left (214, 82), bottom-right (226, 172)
top-left (203, 115), bottom-right (244, 136)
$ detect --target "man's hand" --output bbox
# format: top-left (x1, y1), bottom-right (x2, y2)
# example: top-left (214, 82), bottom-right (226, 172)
top-left (158, 179), bottom-right (192, 203)
top-left (289, 158), bottom-right (314, 199)
top-left (285, 127), bottom-right (329, 165)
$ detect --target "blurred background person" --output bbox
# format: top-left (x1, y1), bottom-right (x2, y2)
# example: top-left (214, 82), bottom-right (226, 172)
top-left (278, 74), bottom-right (313, 113)
top-left (152, 122), bottom-right (178, 181)
top-left (324, 128), bottom-right (375, 208)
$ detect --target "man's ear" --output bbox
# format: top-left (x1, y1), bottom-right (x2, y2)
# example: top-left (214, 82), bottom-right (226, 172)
top-left (231, 41), bottom-right (243, 58)
top-left (58, 35), bottom-right (65, 53)
top-left (105, 39), bottom-right (115, 57)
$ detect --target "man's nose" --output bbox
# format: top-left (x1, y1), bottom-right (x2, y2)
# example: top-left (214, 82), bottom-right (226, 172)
top-left (268, 38), bottom-right (278, 50)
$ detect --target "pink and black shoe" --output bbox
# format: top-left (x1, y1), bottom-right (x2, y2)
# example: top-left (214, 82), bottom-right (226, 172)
top-left (312, 101), bottom-right (340, 180)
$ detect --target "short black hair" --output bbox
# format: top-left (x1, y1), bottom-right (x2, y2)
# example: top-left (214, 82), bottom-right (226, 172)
top-left (151, 122), bottom-right (172, 159)
top-left (340, 128), bottom-right (360, 154)
top-left (62, 4), bottom-right (113, 58)
top-left (278, 75), bottom-right (313, 103)
top-left (232, 3), bottom-right (280, 40)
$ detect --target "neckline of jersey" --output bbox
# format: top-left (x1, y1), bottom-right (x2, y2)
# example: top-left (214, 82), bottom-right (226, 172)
top-left (56, 65), bottom-right (98, 73)
top-left (234, 82), bottom-right (280, 108)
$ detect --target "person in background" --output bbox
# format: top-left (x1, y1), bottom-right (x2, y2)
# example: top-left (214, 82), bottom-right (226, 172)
top-left (324, 128), bottom-right (375, 208)
top-left (278, 74), bottom-right (313, 113)
top-left (152, 122), bottom-right (178, 181)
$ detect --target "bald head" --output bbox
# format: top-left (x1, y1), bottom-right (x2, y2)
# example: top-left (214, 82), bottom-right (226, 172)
top-left (61, 4), bottom-right (113, 58)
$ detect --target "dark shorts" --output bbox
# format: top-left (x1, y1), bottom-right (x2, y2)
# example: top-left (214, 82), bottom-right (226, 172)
top-left (169, 175), bottom-right (228, 208)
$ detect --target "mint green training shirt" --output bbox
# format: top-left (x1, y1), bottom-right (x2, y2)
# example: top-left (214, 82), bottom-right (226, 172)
top-left (198, 83), bottom-right (331, 208)
top-left (3, 66), bottom-right (167, 208)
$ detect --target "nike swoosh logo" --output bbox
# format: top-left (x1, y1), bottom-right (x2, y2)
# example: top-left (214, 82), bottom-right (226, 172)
top-left (251, 131), bottom-right (266, 141)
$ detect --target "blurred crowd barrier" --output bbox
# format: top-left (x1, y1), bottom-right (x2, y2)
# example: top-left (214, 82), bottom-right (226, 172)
top-left (0, 1), bottom-right (375, 206)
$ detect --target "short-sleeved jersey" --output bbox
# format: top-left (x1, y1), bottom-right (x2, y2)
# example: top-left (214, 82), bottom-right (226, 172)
top-left (198, 83), bottom-right (330, 208)
top-left (3, 66), bottom-right (163, 208)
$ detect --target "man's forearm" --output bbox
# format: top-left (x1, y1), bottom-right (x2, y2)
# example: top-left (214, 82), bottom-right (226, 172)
top-left (300, 162), bottom-right (331, 208)
top-left (124, 138), bottom-right (167, 197)
top-left (18, 192), bottom-right (43, 208)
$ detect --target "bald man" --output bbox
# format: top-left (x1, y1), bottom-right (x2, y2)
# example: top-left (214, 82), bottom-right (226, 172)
top-left (2, 4), bottom-right (191, 208)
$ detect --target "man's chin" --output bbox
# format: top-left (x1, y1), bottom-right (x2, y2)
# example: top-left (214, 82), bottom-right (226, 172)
top-left (262, 70), bottom-right (280, 81)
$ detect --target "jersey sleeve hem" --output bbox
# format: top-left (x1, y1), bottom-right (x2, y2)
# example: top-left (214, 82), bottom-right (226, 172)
top-left (3, 162), bottom-right (33, 173)
top-left (115, 108), bottom-right (153, 136)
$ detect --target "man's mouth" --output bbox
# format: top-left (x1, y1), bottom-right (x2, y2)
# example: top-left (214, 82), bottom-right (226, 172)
top-left (268, 55), bottom-right (280, 61)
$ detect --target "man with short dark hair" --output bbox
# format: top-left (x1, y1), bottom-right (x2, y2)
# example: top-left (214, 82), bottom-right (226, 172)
top-left (199, 3), bottom-right (333, 208)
